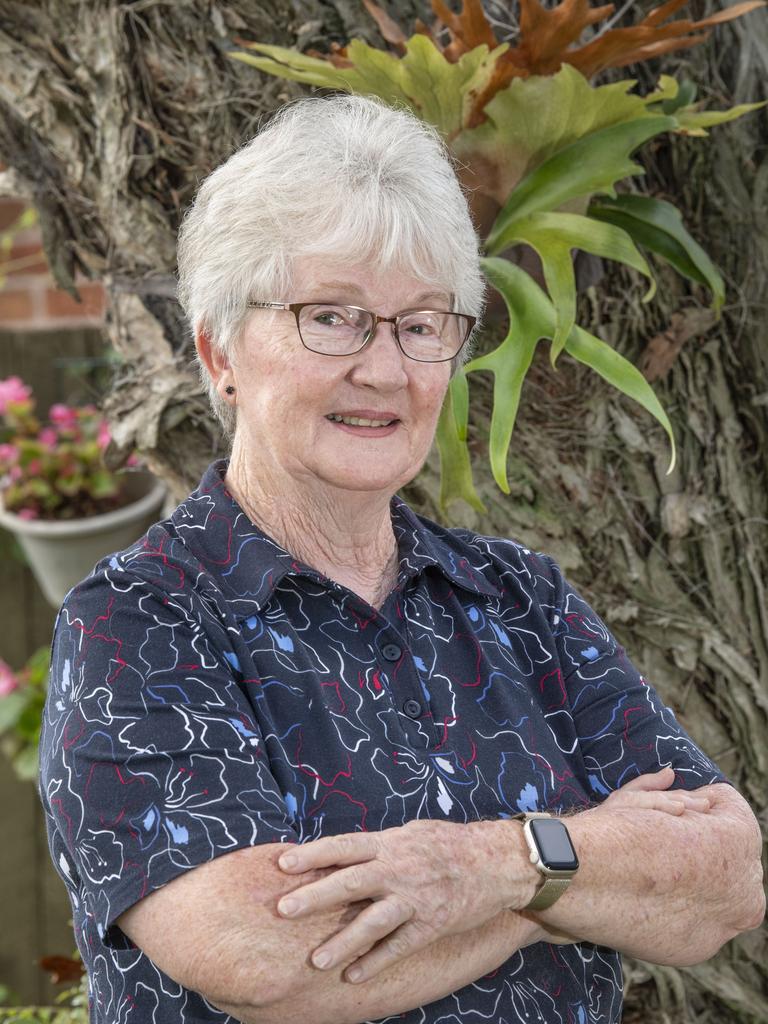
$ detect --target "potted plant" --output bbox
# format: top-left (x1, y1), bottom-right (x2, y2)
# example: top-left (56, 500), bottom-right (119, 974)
top-left (0, 646), bottom-right (49, 781)
top-left (0, 376), bottom-right (166, 607)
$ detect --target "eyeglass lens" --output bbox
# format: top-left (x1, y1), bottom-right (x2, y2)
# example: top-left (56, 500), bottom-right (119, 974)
top-left (297, 304), bottom-right (469, 361)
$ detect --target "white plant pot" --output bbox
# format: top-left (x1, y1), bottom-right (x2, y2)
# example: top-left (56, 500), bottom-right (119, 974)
top-left (0, 470), bottom-right (167, 608)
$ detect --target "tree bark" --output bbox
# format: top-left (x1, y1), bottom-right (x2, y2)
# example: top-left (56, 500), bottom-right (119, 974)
top-left (0, 2), bottom-right (765, 1020)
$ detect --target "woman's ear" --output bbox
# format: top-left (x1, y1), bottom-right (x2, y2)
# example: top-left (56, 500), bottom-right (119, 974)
top-left (195, 325), bottom-right (232, 392)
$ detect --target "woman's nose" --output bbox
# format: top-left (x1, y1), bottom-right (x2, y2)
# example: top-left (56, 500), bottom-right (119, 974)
top-left (352, 319), bottom-right (409, 381)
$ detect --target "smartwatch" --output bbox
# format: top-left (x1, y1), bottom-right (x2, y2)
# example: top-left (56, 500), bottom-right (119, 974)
top-left (515, 812), bottom-right (579, 911)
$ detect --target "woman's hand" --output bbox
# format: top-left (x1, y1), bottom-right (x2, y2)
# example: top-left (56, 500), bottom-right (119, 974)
top-left (274, 818), bottom-right (531, 983)
top-left (274, 767), bottom-right (712, 984)
top-left (595, 766), bottom-right (713, 816)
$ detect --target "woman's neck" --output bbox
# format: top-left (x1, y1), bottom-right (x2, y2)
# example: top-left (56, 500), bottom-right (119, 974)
top-left (224, 446), bottom-right (400, 609)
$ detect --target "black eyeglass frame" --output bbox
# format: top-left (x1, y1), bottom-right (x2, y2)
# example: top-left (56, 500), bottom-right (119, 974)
top-left (247, 300), bottom-right (476, 363)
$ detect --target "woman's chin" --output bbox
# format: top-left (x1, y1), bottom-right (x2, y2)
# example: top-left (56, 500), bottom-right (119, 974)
top-left (313, 463), bottom-right (410, 495)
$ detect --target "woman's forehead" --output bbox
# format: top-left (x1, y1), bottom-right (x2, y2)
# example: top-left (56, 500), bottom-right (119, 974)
top-left (291, 258), bottom-right (451, 305)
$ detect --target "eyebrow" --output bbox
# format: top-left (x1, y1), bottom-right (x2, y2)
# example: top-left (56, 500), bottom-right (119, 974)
top-left (310, 281), bottom-right (452, 306)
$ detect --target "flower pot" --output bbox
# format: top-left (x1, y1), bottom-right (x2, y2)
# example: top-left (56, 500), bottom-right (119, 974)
top-left (0, 470), bottom-right (167, 608)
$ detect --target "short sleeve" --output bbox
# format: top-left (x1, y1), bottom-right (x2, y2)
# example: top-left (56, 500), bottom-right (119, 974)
top-left (536, 554), bottom-right (731, 797)
top-left (38, 568), bottom-right (298, 947)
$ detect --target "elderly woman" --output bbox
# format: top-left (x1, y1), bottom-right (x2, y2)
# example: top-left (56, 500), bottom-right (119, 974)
top-left (39, 94), bottom-right (762, 1024)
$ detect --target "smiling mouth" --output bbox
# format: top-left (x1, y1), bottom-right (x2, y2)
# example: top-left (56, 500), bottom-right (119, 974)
top-left (326, 414), bottom-right (399, 427)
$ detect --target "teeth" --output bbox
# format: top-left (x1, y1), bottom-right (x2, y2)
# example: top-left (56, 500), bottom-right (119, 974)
top-left (327, 415), bottom-right (394, 427)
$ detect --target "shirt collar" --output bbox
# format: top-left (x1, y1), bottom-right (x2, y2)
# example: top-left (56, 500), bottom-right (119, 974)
top-left (173, 458), bottom-right (500, 614)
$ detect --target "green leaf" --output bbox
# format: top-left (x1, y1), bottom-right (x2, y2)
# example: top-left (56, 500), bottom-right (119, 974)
top-left (672, 100), bottom-right (767, 137)
top-left (230, 36), bottom-right (509, 139)
top-left (230, 43), bottom-right (366, 91)
top-left (13, 744), bottom-right (40, 781)
top-left (453, 63), bottom-right (657, 207)
top-left (476, 257), bottom-right (677, 479)
top-left (89, 469), bottom-right (120, 499)
top-left (660, 78), bottom-right (697, 114)
top-left (642, 74), bottom-right (682, 109)
top-left (450, 368), bottom-right (470, 441)
top-left (466, 259), bottom-right (545, 492)
top-left (342, 38), bottom-right (419, 112)
top-left (397, 36), bottom-right (509, 137)
top-left (0, 691), bottom-right (26, 732)
top-left (486, 113), bottom-right (675, 252)
top-left (588, 194), bottom-right (725, 313)
top-left (564, 327), bottom-right (676, 474)
top-left (492, 211), bottom-right (655, 364)
top-left (435, 375), bottom-right (486, 514)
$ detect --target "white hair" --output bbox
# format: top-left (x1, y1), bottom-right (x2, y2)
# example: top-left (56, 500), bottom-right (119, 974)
top-left (176, 93), bottom-right (487, 443)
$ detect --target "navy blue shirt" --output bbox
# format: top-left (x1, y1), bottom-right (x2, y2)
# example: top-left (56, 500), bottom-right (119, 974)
top-left (38, 457), bottom-right (728, 1024)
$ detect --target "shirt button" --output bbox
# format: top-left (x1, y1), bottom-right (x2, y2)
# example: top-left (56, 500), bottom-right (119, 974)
top-left (403, 699), bottom-right (422, 718)
top-left (381, 643), bottom-right (402, 661)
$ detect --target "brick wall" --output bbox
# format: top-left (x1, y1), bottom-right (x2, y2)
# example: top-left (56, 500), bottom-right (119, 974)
top-left (0, 197), bottom-right (107, 330)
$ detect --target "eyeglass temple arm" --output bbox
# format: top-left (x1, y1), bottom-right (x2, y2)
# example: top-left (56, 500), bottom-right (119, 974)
top-left (247, 301), bottom-right (290, 310)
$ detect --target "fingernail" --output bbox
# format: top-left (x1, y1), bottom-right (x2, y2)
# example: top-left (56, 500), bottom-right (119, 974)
top-left (280, 853), bottom-right (298, 868)
top-left (313, 951), bottom-right (332, 968)
top-left (347, 966), bottom-right (363, 982)
top-left (278, 897), bottom-right (299, 915)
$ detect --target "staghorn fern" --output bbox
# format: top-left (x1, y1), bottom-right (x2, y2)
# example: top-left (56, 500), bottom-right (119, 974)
top-left (230, 0), bottom-right (766, 512)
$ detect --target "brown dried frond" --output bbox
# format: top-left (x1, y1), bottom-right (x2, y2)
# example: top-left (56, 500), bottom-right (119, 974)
top-left (39, 954), bottom-right (86, 985)
top-left (362, 0), bottom-right (407, 52)
top-left (360, 0), bottom-right (766, 84)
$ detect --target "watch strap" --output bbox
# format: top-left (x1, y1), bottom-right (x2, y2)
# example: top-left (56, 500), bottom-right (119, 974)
top-left (523, 876), bottom-right (571, 911)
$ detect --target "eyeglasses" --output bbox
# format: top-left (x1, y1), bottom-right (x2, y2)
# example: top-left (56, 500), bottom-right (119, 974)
top-left (247, 301), bottom-right (476, 363)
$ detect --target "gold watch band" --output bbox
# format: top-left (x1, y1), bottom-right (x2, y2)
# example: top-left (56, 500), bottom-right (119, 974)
top-left (523, 876), bottom-right (571, 911)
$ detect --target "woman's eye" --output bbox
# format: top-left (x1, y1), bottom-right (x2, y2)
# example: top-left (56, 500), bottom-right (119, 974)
top-left (315, 312), bottom-right (345, 326)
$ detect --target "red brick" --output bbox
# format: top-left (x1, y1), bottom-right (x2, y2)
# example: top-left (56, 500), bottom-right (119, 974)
top-left (0, 287), bottom-right (34, 321)
top-left (44, 281), bottom-right (107, 319)
top-left (0, 241), bottom-right (49, 277)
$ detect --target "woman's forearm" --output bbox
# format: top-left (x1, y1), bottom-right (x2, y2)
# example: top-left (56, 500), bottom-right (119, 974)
top-left (211, 909), bottom-right (544, 1024)
top-left (509, 784), bottom-right (764, 965)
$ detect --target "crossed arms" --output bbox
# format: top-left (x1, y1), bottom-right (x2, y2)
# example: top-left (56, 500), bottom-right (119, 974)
top-left (117, 768), bottom-right (764, 1024)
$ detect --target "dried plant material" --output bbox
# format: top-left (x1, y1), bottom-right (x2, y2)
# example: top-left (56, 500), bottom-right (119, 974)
top-left (39, 954), bottom-right (85, 984)
top-left (640, 308), bottom-right (717, 381)
top-left (358, 0), bottom-right (768, 85)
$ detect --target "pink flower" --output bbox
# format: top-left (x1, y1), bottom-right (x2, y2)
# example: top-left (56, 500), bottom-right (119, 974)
top-left (0, 442), bottom-right (19, 465)
top-left (0, 376), bottom-right (32, 414)
top-left (27, 458), bottom-right (43, 476)
top-left (126, 452), bottom-right (141, 467)
top-left (9, 465), bottom-right (23, 482)
top-left (97, 420), bottom-right (111, 450)
top-left (16, 507), bottom-right (38, 520)
top-left (0, 659), bottom-right (20, 696)
top-left (49, 404), bottom-right (79, 429)
top-left (39, 427), bottom-right (58, 448)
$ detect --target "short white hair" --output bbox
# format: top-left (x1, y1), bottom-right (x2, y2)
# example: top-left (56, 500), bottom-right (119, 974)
top-left (176, 93), bottom-right (487, 443)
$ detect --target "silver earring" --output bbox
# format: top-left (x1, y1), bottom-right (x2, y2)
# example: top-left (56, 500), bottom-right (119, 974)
top-left (225, 385), bottom-right (235, 395)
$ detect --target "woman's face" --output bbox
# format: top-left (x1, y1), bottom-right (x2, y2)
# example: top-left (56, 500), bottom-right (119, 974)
top-left (229, 257), bottom-right (454, 498)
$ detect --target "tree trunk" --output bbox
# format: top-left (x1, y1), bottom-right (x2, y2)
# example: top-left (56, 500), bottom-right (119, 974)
top-left (0, 2), bottom-right (765, 1020)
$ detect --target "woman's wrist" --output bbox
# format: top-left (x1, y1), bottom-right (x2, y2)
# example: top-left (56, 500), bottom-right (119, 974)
top-left (469, 819), bottom-right (543, 912)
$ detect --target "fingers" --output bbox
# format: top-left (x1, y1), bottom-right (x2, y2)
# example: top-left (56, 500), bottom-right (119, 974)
top-left (343, 916), bottom-right (433, 983)
top-left (619, 766), bottom-right (676, 792)
top-left (277, 862), bottom-right (383, 918)
top-left (306, 896), bottom-right (414, 975)
top-left (278, 833), bottom-right (379, 873)
top-left (611, 790), bottom-right (711, 815)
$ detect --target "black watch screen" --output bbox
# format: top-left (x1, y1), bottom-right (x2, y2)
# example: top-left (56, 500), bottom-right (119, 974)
top-left (530, 817), bottom-right (579, 871)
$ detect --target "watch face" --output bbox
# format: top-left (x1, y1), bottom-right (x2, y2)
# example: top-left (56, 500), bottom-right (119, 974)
top-left (529, 818), bottom-right (579, 871)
